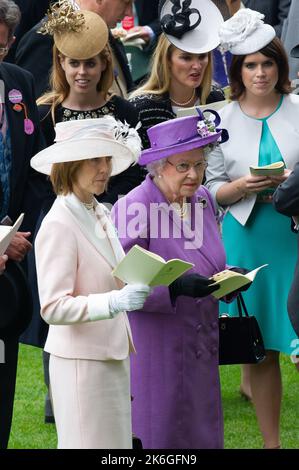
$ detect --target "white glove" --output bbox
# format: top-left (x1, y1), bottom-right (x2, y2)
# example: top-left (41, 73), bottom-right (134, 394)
top-left (108, 284), bottom-right (151, 317)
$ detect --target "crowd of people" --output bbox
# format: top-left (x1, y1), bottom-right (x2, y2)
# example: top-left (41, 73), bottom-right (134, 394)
top-left (0, 0), bottom-right (299, 450)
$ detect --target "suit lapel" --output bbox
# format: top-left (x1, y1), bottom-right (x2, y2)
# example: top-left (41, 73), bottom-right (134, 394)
top-left (0, 65), bottom-right (26, 196)
top-left (62, 194), bottom-right (124, 269)
top-left (108, 32), bottom-right (133, 91)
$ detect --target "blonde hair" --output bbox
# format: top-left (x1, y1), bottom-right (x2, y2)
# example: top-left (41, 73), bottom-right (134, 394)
top-left (37, 44), bottom-right (113, 124)
top-left (130, 34), bottom-right (213, 105)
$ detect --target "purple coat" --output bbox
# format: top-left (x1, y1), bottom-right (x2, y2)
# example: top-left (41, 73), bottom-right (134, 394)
top-left (111, 175), bottom-right (227, 449)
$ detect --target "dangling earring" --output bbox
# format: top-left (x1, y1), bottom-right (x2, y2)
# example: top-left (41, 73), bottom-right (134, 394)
top-left (158, 174), bottom-right (162, 179)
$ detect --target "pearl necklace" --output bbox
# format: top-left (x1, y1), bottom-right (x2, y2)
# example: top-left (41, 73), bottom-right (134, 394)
top-left (171, 198), bottom-right (188, 219)
top-left (170, 89), bottom-right (195, 107)
top-left (82, 201), bottom-right (95, 211)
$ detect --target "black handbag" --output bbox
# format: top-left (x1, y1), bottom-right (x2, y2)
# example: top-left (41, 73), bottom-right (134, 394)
top-left (219, 294), bottom-right (266, 365)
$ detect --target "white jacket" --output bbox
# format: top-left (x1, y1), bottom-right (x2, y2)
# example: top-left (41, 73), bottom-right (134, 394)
top-left (205, 94), bottom-right (299, 225)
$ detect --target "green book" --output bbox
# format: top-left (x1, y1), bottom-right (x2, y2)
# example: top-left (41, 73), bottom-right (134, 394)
top-left (249, 162), bottom-right (285, 176)
top-left (210, 264), bottom-right (268, 299)
top-left (112, 245), bottom-right (194, 287)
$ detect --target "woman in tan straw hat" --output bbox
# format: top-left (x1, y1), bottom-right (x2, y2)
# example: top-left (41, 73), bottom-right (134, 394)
top-left (31, 116), bottom-right (150, 449)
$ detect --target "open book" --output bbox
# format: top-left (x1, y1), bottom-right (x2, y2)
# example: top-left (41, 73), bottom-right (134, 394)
top-left (250, 162), bottom-right (285, 176)
top-left (0, 213), bottom-right (24, 256)
top-left (176, 100), bottom-right (228, 118)
top-left (210, 264), bottom-right (268, 299)
top-left (112, 244), bottom-right (194, 287)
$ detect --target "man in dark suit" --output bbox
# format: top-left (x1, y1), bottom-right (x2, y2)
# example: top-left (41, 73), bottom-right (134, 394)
top-left (0, 0), bottom-right (48, 448)
top-left (4, 0), bottom-right (51, 63)
top-left (15, 0), bottom-right (134, 98)
top-left (242, 0), bottom-right (291, 38)
top-left (273, 164), bottom-right (299, 339)
top-left (129, 0), bottom-right (160, 45)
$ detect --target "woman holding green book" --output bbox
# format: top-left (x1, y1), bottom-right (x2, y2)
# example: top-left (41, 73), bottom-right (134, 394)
top-left (111, 109), bottom-right (246, 449)
top-left (205, 9), bottom-right (299, 449)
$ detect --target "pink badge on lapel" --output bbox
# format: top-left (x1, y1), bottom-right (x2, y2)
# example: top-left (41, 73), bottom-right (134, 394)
top-left (8, 89), bottom-right (23, 104)
top-left (24, 118), bottom-right (34, 135)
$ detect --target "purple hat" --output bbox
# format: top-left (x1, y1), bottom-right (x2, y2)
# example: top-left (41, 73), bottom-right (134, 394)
top-left (139, 109), bottom-right (228, 165)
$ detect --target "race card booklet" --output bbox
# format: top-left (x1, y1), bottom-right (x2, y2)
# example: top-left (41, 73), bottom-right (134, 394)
top-left (250, 162), bottom-right (285, 176)
top-left (112, 244), bottom-right (194, 287)
top-left (0, 213), bottom-right (24, 256)
top-left (211, 264), bottom-right (268, 299)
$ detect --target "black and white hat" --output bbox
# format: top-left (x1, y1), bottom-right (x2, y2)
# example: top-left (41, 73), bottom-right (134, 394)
top-left (159, 0), bottom-right (223, 54)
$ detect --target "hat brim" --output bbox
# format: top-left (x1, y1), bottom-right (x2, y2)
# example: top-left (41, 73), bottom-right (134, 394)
top-left (139, 131), bottom-right (221, 165)
top-left (229, 24), bottom-right (275, 55)
top-left (291, 44), bottom-right (299, 58)
top-left (31, 137), bottom-right (135, 176)
top-left (160, 0), bottom-right (223, 53)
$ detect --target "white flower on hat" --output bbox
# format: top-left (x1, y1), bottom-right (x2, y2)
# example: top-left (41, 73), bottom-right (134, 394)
top-left (112, 119), bottom-right (142, 163)
top-left (218, 8), bottom-right (265, 52)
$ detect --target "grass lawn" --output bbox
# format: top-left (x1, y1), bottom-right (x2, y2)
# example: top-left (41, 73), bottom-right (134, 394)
top-left (8, 344), bottom-right (299, 449)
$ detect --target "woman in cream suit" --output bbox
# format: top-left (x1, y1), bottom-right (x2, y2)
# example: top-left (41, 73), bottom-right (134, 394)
top-left (31, 116), bottom-right (150, 449)
top-left (205, 9), bottom-right (299, 449)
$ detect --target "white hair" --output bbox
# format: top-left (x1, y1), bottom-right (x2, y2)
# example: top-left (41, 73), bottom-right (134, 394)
top-left (146, 158), bottom-right (167, 177)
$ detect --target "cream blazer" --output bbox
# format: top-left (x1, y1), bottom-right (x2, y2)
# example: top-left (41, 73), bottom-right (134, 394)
top-left (35, 193), bottom-right (134, 360)
top-left (205, 94), bottom-right (299, 225)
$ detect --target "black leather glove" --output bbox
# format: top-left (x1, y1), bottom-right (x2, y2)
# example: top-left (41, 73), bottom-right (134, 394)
top-left (169, 273), bottom-right (220, 305)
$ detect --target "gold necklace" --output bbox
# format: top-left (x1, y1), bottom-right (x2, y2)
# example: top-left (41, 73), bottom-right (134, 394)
top-left (170, 89), bottom-right (195, 107)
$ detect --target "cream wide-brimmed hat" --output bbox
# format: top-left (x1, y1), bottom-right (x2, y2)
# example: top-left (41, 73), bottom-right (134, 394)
top-left (31, 117), bottom-right (141, 176)
top-left (159, 0), bottom-right (223, 54)
top-left (218, 8), bottom-right (276, 55)
top-left (39, 1), bottom-right (108, 60)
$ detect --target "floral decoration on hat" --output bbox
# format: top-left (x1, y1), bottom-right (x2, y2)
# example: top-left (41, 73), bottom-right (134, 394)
top-left (112, 120), bottom-right (142, 162)
top-left (38, 0), bottom-right (84, 36)
top-left (218, 8), bottom-right (276, 55)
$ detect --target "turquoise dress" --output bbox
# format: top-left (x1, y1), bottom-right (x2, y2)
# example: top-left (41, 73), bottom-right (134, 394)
top-left (221, 97), bottom-right (298, 354)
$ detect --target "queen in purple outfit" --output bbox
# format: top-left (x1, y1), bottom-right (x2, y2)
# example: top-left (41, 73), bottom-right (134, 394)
top-left (111, 110), bottom-right (230, 449)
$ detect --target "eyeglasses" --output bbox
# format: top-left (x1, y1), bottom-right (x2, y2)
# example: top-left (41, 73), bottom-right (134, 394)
top-left (166, 159), bottom-right (207, 173)
top-left (0, 46), bottom-right (9, 56)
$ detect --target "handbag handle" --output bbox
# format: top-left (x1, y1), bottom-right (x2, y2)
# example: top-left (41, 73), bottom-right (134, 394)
top-left (236, 293), bottom-right (249, 318)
